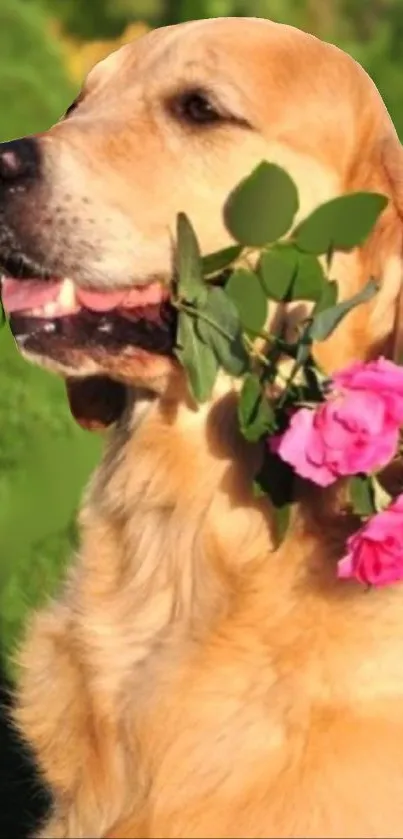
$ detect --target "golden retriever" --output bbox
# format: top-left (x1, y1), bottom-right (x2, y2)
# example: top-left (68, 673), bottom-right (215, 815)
top-left (1, 15), bottom-right (403, 839)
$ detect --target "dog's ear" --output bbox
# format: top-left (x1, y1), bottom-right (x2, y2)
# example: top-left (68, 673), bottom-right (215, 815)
top-left (335, 131), bottom-right (403, 368)
top-left (368, 134), bottom-right (403, 363)
top-left (391, 266), bottom-right (403, 365)
top-left (380, 137), bottom-right (403, 364)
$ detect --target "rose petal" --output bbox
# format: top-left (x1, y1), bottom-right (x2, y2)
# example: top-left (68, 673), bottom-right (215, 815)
top-left (337, 553), bottom-right (354, 580)
top-left (338, 493), bottom-right (403, 588)
top-left (334, 358), bottom-right (403, 424)
top-left (274, 409), bottom-right (336, 487)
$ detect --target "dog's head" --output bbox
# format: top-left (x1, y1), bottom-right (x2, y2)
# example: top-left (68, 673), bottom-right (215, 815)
top-left (1, 17), bottom-right (403, 428)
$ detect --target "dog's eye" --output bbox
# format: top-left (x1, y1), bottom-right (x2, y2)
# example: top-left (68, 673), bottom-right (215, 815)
top-left (64, 95), bottom-right (83, 120)
top-left (65, 102), bottom-right (78, 119)
top-left (172, 90), bottom-right (222, 126)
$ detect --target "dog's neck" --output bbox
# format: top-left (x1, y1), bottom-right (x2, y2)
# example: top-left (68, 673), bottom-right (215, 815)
top-left (73, 391), bottom-right (350, 663)
top-left (57, 382), bottom-right (403, 740)
top-left (71, 390), bottom-right (271, 691)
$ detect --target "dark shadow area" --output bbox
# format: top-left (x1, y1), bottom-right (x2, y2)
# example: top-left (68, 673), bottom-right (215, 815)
top-left (0, 660), bottom-right (50, 839)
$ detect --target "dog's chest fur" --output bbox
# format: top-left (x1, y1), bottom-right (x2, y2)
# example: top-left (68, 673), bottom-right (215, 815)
top-left (15, 399), bottom-right (403, 838)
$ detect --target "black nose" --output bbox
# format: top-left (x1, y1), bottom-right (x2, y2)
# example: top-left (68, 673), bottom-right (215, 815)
top-left (0, 137), bottom-right (41, 185)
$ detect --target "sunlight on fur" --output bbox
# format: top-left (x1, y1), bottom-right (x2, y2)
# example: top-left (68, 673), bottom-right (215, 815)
top-left (7, 16), bottom-right (403, 839)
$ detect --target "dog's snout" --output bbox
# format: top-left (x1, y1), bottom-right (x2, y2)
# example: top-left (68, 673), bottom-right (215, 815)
top-left (0, 137), bottom-right (42, 186)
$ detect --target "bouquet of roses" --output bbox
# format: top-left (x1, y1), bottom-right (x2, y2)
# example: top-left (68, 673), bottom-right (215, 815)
top-left (172, 162), bottom-right (403, 588)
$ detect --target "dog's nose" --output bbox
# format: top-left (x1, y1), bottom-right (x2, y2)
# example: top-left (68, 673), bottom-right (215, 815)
top-left (0, 138), bottom-right (41, 184)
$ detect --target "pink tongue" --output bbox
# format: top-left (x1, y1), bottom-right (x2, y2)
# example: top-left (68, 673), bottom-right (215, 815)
top-left (2, 278), bottom-right (63, 313)
top-left (76, 283), bottom-right (168, 311)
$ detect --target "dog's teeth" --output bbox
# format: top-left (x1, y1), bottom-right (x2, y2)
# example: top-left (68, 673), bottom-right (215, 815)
top-left (43, 321), bottom-right (56, 333)
top-left (58, 277), bottom-right (76, 309)
top-left (98, 322), bottom-right (112, 333)
top-left (43, 301), bottom-right (57, 316)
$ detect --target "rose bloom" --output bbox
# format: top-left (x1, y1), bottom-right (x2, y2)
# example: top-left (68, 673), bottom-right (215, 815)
top-left (271, 390), bottom-right (399, 487)
top-left (338, 494), bottom-right (403, 587)
top-left (334, 357), bottom-right (403, 425)
top-left (271, 359), bottom-right (403, 487)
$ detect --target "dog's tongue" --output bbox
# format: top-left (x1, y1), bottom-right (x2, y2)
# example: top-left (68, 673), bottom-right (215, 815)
top-left (77, 283), bottom-right (167, 311)
top-left (2, 278), bottom-right (63, 312)
top-left (2, 277), bottom-right (168, 315)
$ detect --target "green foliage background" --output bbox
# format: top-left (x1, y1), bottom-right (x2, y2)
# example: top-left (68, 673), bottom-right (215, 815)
top-left (0, 0), bottom-right (102, 674)
top-left (1, 0), bottom-right (403, 677)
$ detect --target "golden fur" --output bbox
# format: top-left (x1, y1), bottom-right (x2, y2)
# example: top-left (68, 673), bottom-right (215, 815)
top-left (10, 16), bottom-right (403, 838)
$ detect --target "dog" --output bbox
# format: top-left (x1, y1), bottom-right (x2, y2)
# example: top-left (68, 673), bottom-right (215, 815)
top-left (2, 15), bottom-right (403, 838)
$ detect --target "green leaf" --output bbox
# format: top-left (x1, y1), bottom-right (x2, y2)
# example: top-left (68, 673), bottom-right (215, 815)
top-left (259, 244), bottom-right (325, 302)
top-left (313, 279), bottom-right (338, 315)
top-left (349, 475), bottom-right (376, 517)
top-left (295, 336), bottom-right (312, 367)
top-left (309, 278), bottom-right (379, 342)
top-left (202, 245), bottom-right (242, 276)
top-left (349, 474), bottom-right (391, 519)
top-left (238, 373), bottom-right (261, 428)
top-left (175, 311), bottom-right (218, 403)
top-left (196, 287), bottom-right (249, 376)
top-left (176, 213), bottom-right (207, 304)
top-left (259, 246), bottom-right (297, 301)
top-left (291, 251), bottom-right (326, 301)
top-left (225, 268), bottom-right (267, 337)
top-left (370, 475), bottom-right (392, 513)
top-left (238, 373), bottom-right (276, 442)
top-left (296, 192), bottom-right (388, 255)
top-left (225, 161), bottom-right (299, 247)
top-left (253, 450), bottom-right (295, 548)
top-left (272, 505), bottom-right (291, 548)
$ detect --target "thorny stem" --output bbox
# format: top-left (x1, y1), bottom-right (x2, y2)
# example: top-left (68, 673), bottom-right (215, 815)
top-left (245, 326), bottom-right (286, 346)
top-left (244, 335), bottom-right (270, 367)
top-left (174, 299), bottom-right (288, 358)
top-left (276, 319), bottom-right (317, 409)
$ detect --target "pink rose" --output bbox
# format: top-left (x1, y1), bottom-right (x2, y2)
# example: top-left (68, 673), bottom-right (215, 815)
top-left (334, 358), bottom-right (403, 425)
top-left (338, 494), bottom-right (403, 586)
top-left (271, 389), bottom-right (399, 487)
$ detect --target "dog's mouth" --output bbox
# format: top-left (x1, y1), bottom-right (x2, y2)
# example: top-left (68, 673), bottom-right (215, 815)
top-left (2, 274), bottom-right (177, 355)
top-left (1, 270), bottom-right (178, 429)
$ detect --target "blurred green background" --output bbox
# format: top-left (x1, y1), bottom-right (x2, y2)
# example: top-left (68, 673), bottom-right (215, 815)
top-left (0, 0), bottom-right (402, 834)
